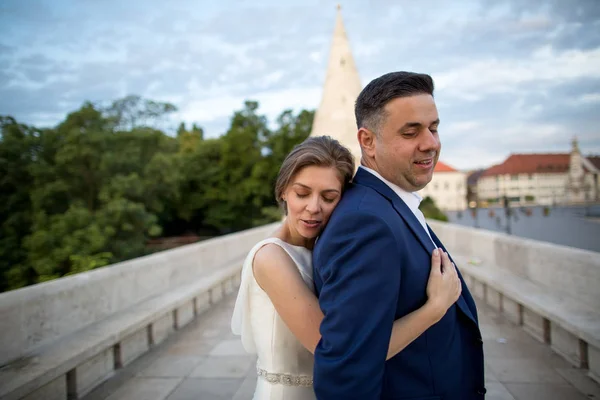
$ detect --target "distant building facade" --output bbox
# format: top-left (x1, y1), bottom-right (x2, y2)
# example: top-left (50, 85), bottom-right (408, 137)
top-left (307, 9), bottom-right (600, 208)
top-left (477, 139), bottom-right (599, 206)
top-left (466, 169), bottom-right (485, 208)
top-left (418, 161), bottom-right (467, 211)
top-left (565, 139), bottom-right (600, 203)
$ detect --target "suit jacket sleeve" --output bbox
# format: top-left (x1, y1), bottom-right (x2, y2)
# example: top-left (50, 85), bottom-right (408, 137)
top-left (313, 211), bottom-right (401, 399)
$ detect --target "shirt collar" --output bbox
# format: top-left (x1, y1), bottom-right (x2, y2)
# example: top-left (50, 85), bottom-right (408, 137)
top-left (358, 165), bottom-right (423, 212)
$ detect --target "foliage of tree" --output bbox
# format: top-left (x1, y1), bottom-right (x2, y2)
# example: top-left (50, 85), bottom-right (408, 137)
top-left (0, 116), bottom-right (39, 289)
top-left (419, 196), bottom-right (449, 222)
top-left (0, 96), bottom-right (313, 292)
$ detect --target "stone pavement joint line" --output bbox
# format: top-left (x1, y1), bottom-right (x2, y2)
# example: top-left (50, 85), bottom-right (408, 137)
top-left (83, 294), bottom-right (600, 400)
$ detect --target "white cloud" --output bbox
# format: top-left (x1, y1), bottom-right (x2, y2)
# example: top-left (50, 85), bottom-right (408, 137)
top-left (444, 121), bottom-right (483, 135)
top-left (440, 120), bottom-right (597, 170)
top-left (256, 86), bottom-right (322, 120)
top-left (178, 85), bottom-right (322, 133)
top-left (574, 92), bottom-right (600, 105)
top-left (441, 145), bottom-right (507, 172)
top-left (24, 111), bottom-right (70, 129)
top-left (309, 51), bottom-right (323, 63)
top-left (436, 46), bottom-right (600, 97)
top-left (514, 15), bottom-right (554, 31)
top-left (261, 70), bottom-right (285, 87)
top-left (1, 0), bottom-right (598, 172)
top-left (179, 95), bottom-right (241, 123)
top-left (353, 40), bottom-right (386, 58)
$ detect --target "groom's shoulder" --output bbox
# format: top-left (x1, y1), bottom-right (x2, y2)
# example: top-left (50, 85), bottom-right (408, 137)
top-left (335, 181), bottom-right (391, 213)
top-left (314, 184), bottom-right (394, 254)
top-left (324, 183), bottom-right (391, 230)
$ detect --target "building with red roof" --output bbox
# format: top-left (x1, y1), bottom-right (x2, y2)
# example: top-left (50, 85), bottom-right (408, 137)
top-left (476, 139), bottom-right (599, 205)
top-left (480, 154), bottom-right (570, 177)
top-left (418, 160), bottom-right (467, 211)
top-left (434, 161), bottom-right (458, 173)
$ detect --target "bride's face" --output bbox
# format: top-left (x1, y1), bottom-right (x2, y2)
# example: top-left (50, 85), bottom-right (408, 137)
top-left (283, 165), bottom-right (343, 240)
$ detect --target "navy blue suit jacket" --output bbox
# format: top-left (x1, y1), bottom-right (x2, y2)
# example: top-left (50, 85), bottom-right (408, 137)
top-left (312, 168), bottom-right (485, 400)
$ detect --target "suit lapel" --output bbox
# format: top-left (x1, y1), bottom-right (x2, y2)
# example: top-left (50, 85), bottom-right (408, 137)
top-left (354, 168), bottom-right (479, 327)
top-left (428, 228), bottom-right (478, 326)
top-left (353, 169), bottom-right (436, 255)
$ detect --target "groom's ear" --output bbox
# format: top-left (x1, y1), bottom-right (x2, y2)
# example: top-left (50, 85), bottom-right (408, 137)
top-left (357, 127), bottom-right (376, 157)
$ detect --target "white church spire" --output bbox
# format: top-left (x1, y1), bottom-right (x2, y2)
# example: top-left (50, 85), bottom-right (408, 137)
top-left (310, 4), bottom-right (363, 163)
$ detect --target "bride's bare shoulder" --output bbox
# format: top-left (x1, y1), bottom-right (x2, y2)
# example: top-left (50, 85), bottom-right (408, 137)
top-left (253, 242), bottom-right (298, 286)
top-left (254, 242), bottom-right (294, 267)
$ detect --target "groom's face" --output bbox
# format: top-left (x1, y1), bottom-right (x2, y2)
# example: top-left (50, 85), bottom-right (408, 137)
top-left (374, 94), bottom-right (440, 192)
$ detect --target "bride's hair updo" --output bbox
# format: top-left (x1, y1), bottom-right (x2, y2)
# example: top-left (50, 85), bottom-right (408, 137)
top-left (274, 136), bottom-right (355, 215)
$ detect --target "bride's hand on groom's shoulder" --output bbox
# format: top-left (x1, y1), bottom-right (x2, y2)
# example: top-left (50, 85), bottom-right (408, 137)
top-left (425, 249), bottom-right (462, 322)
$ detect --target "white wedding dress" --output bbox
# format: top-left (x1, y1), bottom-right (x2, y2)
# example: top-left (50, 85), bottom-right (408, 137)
top-left (231, 238), bottom-right (316, 400)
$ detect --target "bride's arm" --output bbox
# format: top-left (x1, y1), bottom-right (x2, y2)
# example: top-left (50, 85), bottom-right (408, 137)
top-left (385, 249), bottom-right (461, 359)
top-left (253, 245), bottom-right (460, 359)
top-left (253, 244), bottom-right (323, 353)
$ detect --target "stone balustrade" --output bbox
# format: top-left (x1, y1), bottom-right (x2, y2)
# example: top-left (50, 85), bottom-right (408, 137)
top-left (0, 223), bottom-right (278, 400)
top-left (1, 218), bottom-right (598, 400)
top-left (429, 220), bottom-right (600, 384)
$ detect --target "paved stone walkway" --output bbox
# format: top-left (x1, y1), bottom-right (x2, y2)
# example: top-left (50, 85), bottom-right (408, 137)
top-left (83, 294), bottom-right (600, 400)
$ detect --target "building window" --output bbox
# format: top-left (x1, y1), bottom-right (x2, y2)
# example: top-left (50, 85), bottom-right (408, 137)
top-left (511, 175), bottom-right (518, 181)
top-left (444, 182), bottom-right (449, 190)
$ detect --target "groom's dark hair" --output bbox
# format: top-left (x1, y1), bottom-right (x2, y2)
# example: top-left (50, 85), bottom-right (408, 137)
top-left (355, 71), bottom-right (434, 135)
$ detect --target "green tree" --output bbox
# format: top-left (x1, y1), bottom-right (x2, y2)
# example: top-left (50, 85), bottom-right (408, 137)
top-left (176, 138), bottom-right (224, 234)
top-left (177, 122), bottom-right (186, 137)
top-left (250, 109), bottom-right (314, 223)
top-left (24, 203), bottom-right (113, 281)
top-left (419, 196), bottom-right (449, 222)
top-left (201, 101), bottom-right (268, 231)
top-left (0, 117), bottom-right (39, 290)
top-left (22, 103), bottom-right (170, 284)
top-left (191, 123), bottom-right (203, 139)
top-left (104, 95), bottom-right (177, 131)
top-left (177, 122), bottom-right (204, 154)
top-left (0, 97), bottom-right (315, 292)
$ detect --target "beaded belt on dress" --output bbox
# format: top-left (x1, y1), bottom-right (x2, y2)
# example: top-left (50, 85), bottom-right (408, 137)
top-left (256, 367), bottom-right (313, 387)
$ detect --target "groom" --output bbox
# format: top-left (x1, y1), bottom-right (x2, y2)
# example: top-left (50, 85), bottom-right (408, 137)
top-left (312, 71), bottom-right (486, 399)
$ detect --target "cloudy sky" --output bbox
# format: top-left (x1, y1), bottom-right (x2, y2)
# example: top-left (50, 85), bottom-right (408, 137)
top-left (1, 0), bottom-right (599, 170)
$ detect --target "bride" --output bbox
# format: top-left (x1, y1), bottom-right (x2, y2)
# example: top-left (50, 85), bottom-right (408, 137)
top-left (231, 136), bottom-right (461, 399)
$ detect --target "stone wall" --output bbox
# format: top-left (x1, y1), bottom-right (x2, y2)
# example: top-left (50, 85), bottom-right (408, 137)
top-left (0, 222), bottom-right (278, 368)
top-left (429, 220), bottom-right (600, 313)
top-left (430, 220), bottom-right (600, 383)
top-left (2, 218), bottom-right (598, 398)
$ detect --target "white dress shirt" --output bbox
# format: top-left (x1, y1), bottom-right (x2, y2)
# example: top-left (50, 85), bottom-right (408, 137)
top-left (359, 166), bottom-right (437, 247)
